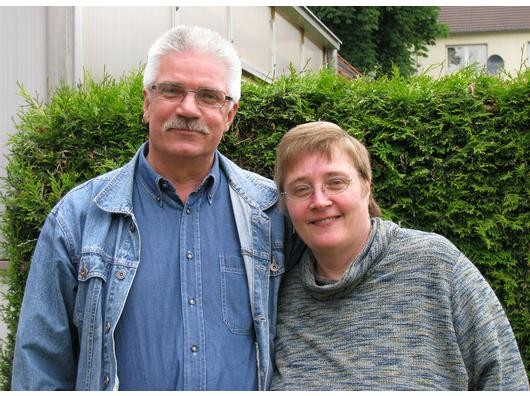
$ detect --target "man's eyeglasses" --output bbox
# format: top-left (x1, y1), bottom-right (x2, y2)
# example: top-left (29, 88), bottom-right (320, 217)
top-left (150, 82), bottom-right (233, 108)
top-left (281, 176), bottom-right (352, 202)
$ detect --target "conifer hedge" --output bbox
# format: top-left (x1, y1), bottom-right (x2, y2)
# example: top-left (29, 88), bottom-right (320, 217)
top-left (1, 67), bottom-right (528, 388)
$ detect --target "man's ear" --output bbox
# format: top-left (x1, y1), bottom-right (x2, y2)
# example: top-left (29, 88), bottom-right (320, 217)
top-left (142, 88), bottom-right (151, 124)
top-left (224, 102), bottom-right (239, 131)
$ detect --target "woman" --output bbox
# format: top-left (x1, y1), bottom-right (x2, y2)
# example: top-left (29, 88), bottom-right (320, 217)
top-left (270, 121), bottom-right (529, 391)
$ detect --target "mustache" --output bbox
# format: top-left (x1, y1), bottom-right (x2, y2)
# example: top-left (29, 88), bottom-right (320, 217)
top-left (162, 118), bottom-right (210, 135)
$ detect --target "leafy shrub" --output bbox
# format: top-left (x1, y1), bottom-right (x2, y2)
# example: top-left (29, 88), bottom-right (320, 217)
top-left (1, 67), bottom-right (528, 388)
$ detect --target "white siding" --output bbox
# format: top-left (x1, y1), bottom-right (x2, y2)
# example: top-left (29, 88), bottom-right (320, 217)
top-left (0, 7), bottom-right (48, 259)
top-left (175, 6), bottom-right (330, 81)
top-left (233, 7), bottom-right (273, 79)
top-left (0, 7), bottom-right (48, 149)
top-left (81, 6), bottom-right (174, 81)
top-left (275, 12), bottom-right (302, 77)
top-left (303, 35), bottom-right (324, 73)
top-left (175, 6), bottom-right (229, 39)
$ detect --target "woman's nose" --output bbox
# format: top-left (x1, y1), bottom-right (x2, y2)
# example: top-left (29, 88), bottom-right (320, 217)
top-left (308, 186), bottom-right (332, 209)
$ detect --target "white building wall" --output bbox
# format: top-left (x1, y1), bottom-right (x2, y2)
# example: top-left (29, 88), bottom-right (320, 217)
top-left (417, 31), bottom-right (530, 78)
top-left (0, 7), bottom-right (48, 160)
top-left (0, 7), bottom-right (48, 261)
top-left (176, 6), bottom-right (329, 82)
top-left (81, 6), bottom-right (174, 82)
top-left (78, 6), bottom-right (332, 85)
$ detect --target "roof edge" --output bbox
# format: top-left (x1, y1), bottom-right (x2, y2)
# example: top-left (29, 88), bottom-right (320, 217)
top-left (275, 6), bottom-right (341, 50)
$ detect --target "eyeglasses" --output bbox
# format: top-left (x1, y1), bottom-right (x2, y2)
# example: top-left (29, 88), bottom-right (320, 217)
top-left (281, 176), bottom-right (352, 202)
top-left (150, 82), bottom-right (233, 108)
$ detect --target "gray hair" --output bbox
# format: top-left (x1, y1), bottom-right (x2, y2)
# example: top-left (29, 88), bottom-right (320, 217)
top-left (143, 25), bottom-right (242, 102)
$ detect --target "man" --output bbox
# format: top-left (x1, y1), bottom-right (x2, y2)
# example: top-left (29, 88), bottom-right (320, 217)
top-left (12, 25), bottom-right (286, 391)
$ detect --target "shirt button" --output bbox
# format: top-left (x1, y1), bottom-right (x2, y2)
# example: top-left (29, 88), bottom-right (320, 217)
top-left (191, 345), bottom-right (198, 353)
top-left (186, 251), bottom-right (193, 260)
top-left (186, 207), bottom-right (191, 215)
top-left (102, 375), bottom-right (110, 387)
top-left (188, 298), bottom-right (196, 305)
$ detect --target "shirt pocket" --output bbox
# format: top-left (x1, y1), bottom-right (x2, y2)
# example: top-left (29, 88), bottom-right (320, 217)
top-left (220, 255), bottom-right (253, 335)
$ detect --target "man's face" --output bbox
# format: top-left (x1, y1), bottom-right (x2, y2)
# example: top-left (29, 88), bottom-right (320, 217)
top-left (143, 50), bottom-right (238, 169)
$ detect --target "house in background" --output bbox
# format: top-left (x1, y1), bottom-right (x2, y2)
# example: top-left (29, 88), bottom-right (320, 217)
top-left (416, 6), bottom-right (530, 78)
top-left (0, 6), bottom-right (341, 265)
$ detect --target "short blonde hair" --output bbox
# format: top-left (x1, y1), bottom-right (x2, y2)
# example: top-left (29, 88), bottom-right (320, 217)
top-left (274, 121), bottom-right (381, 216)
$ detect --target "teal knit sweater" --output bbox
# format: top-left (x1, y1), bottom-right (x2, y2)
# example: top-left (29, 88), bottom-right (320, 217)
top-left (271, 218), bottom-right (529, 390)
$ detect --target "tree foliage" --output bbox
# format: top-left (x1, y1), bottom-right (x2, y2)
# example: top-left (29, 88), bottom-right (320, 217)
top-left (310, 6), bottom-right (448, 77)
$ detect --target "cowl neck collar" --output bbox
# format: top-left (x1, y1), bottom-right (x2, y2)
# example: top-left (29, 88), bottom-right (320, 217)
top-left (301, 218), bottom-right (398, 301)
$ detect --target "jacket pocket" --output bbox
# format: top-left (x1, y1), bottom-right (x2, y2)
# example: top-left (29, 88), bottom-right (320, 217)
top-left (220, 255), bottom-right (253, 335)
top-left (73, 253), bottom-right (109, 329)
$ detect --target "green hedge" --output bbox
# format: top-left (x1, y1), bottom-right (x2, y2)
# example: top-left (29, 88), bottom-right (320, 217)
top-left (1, 67), bottom-right (528, 388)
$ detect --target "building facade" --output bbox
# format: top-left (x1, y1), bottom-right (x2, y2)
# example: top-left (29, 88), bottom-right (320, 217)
top-left (417, 6), bottom-right (530, 78)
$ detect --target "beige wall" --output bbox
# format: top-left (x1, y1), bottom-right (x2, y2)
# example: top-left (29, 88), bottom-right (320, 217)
top-left (417, 31), bottom-right (530, 78)
top-left (82, 7), bottom-right (174, 81)
top-left (178, 6), bottom-right (328, 82)
top-left (80, 6), bottom-right (330, 84)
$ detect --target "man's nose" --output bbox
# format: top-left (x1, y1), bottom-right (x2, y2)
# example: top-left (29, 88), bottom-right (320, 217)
top-left (175, 91), bottom-right (202, 117)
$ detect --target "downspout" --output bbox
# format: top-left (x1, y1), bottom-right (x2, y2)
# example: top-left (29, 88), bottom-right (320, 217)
top-left (74, 6), bottom-right (83, 84)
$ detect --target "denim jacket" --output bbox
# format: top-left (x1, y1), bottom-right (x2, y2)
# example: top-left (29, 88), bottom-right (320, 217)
top-left (12, 146), bottom-right (286, 390)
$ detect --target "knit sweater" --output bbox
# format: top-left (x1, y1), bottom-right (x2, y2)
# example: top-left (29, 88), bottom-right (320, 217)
top-left (270, 218), bottom-right (529, 391)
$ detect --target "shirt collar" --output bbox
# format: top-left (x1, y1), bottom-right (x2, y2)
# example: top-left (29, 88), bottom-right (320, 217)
top-left (137, 143), bottom-right (220, 206)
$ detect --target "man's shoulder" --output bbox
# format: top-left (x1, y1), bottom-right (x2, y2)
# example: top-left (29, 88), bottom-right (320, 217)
top-left (218, 152), bottom-right (278, 209)
top-left (51, 165), bottom-right (130, 216)
top-left (67, 167), bottom-right (123, 198)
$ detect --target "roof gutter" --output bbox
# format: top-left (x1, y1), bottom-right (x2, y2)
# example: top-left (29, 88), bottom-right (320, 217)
top-left (276, 6), bottom-right (341, 51)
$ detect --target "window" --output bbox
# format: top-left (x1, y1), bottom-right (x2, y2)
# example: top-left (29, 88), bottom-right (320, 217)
top-left (447, 44), bottom-right (487, 74)
top-left (487, 54), bottom-right (504, 75)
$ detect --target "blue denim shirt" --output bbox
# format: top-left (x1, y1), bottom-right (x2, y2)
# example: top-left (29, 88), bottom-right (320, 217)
top-left (12, 144), bottom-right (286, 390)
top-left (115, 147), bottom-right (257, 390)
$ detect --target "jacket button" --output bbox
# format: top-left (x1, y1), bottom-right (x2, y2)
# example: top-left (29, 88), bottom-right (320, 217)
top-left (105, 322), bottom-right (111, 334)
top-left (115, 269), bottom-right (126, 280)
top-left (103, 375), bottom-right (110, 387)
top-left (129, 221), bottom-right (136, 232)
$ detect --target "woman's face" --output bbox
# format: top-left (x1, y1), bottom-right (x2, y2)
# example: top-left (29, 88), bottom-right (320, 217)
top-left (283, 147), bottom-right (371, 258)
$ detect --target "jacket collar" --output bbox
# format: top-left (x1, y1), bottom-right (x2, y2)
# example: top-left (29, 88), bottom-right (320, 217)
top-left (93, 144), bottom-right (143, 215)
top-left (94, 143), bottom-right (279, 214)
top-left (218, 151), bottom-right (279, 211)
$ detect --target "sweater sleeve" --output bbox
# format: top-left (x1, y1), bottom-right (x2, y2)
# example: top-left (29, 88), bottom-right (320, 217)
top-left (451, 254), bottom-right (529, 390)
